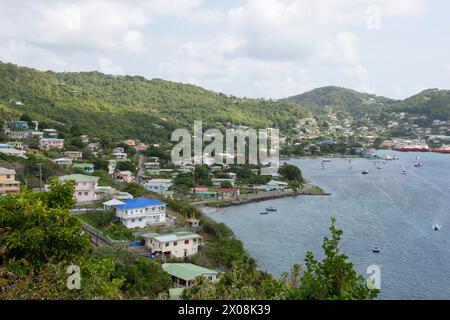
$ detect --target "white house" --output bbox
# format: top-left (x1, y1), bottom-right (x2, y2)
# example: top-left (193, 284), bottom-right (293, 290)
top-left (115, 197), bottom-right (167, 229)
top-left (143, 179), bottom-right (172, 193)
top-left (143, 231), bottom-right (203, 259)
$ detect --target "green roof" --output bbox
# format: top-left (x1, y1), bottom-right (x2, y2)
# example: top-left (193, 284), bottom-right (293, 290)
top-left (58, 174), bottom-right (99, 182)
top-left (163, 263), bottom-right (217, 281)
top-left (72, 163), bottom-right (94, 168)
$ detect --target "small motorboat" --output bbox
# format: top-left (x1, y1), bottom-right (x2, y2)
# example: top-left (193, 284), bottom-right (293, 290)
top-left (401, 169), bottom-right (407, 174)
top-left (433, 223), bottom-right (441, 231)
top-left (260, 211), bottom-right (269, 215)
top-left (322, 159), bottom-right (332, 163)
top-left (362, 170), bottom-right (369, 175)
top-left (372, 246), bottom-right (380, 253)
top-left (265, 206), bottom-right (277, 212)
top-left (414, 162), bottom-right (424, 167)
top-left (377, 165), bottom-right (382, 170)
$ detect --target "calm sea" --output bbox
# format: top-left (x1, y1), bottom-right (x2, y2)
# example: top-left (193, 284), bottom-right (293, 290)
top-left (204, 151), bottom-right (450, 299)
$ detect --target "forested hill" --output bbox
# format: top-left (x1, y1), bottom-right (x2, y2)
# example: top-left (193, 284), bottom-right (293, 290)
top-left (286, 86), bottom-right (395, 117)
top-left (286, 86), bottom-right (450, 120)
top-left (387, 89), bottom-right (450, 120)
top-left (0, 61), bottom-right (308, 144)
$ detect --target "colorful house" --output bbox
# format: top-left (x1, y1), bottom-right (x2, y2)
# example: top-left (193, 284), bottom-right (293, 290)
top-left (39, 138), bottom-right (64, 150)
top-left (162, 263), bottom-right (220, 288)
top-left (144, 179), bottom-right (172, 193)
top-left (0, 167), bottom-right (21, 195)
top-left (114, 170), bottom-right (135, 183)
top-left (58, 174), bottom-right (99, 203)
top-left (115, 197), bottom-right (167, 228)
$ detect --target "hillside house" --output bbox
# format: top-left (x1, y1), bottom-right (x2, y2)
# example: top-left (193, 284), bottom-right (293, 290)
top-left (115, 197), bottom-right (167, 228)
top-left (144, 179), bottom-right (172, 193)
top-left (62, 151), bottom-right (83, 160)
top-left (0, 167), bottom-right (21, 195)
top-left (39, 138), bottom-right (64, 150)
top-left (162, 263), bottom-right (220, 288)
top-left (143, 231), bottom-right (203, 259)
top-left (114, 170), bottom-right (135, 183)
top-left (58, 174), bottom-right (99, 203)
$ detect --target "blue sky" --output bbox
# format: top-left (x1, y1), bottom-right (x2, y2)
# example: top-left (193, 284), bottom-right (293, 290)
top-left (0, 0), bottom-right (449, 99)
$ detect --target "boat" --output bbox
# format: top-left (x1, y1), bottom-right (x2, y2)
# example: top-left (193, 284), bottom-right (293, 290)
top-left (433, 223), bottom-right (441, 231)
top-left (362, 170), bottom-right (369, 175)
top-left (372, 246), bottom-right (380, 253)
top-left (392, 142), bottom-right (430, 152)
top-left (322, 159), bottom-right (332, 162)
top-left (265, 206), bottom-right (277, 212)
top-left (260, 211), bottom-right (269, 215)
top-left (401, 169), bottom-right (408, 174)
top-left (432, 145), bottom-right (450, 154)
top-left (414, 162), bottom-right (424, 167)
top-left (376, 165), bottom-right (382, 170)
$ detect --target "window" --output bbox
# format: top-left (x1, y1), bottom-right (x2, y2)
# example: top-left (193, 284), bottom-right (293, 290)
top-left (131, 219), bottom-right (135, 222)
top-left (165, 243), bottom-right (169, 247)
top-left (84, 192), bottom-right (88, 196)
top-left (173, 241), bottom-right (178, 246)
top-left (184, 240), bottom-right (189, 244)
top-left (78, 192), bottom-right (82, 196)
top-left (6, 175), bottom-right (10, 179)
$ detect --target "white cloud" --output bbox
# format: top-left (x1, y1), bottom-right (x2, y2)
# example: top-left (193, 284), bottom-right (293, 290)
top-left (0, 0), bottom-right (434, 99)
top-left (98, 58), bottom-right (123, 75)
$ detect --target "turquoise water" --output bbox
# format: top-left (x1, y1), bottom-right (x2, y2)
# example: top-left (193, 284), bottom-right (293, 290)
top-left (204, 151), bottom-right (450, 299)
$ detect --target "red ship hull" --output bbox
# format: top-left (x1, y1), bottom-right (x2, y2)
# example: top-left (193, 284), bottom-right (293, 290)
top-left (392, 147), bottom-right (430, 152)
top-left (432, 150), bottom-right (450, 154)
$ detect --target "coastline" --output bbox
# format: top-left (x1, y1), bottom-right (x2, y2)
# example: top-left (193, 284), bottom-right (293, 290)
top-left (194, 183), bottom-right (330, 209)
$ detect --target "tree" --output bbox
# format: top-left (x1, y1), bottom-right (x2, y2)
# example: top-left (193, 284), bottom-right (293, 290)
top-left (43, 177), bottom-right (76, 209)
top-left (0, 182), bottom-right (90, 266)
top-left (278, 164), bottom-right (303, 182)
top-left (220, 181), bottom-right (233, 188)
top-left (194, 165), bottom-right (212, 186)
top-left (115, 161), bottom-right (137, 174)
top-left (290, 217), bottom-right (379, 300)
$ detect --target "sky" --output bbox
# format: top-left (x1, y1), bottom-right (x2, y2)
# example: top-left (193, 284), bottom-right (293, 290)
top-left (0, 0), bottom-right (449, 100)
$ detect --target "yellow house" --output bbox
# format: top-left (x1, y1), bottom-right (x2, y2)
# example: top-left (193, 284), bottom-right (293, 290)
top-left (0, 167), bottom-right (21, 195)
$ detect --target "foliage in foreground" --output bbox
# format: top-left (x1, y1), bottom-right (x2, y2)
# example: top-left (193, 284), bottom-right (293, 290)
top-left (185, 218), bottom-right (379, 300)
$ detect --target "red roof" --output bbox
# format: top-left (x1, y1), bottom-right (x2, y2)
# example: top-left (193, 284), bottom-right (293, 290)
top-left (191, 187), bottom-right (208, 192)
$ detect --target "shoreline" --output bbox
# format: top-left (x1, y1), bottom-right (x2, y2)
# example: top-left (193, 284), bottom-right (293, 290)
top-left (194, 184), bottom-right (331, 209)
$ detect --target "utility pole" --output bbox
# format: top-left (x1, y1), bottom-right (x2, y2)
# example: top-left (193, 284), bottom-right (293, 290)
top-left (37, 163), bottom-right (43, 190)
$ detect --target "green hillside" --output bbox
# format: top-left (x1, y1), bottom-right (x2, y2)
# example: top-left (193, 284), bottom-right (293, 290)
top-left (0, 61), bottom-right (308, 144)
top-left (286, 86), bottom-right (395, 118)
top-left (388, 89), bottom-right (450, 120)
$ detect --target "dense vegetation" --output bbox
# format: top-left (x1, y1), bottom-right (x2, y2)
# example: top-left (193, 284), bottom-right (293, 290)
top-left (0, 61), bottom-right (308, 145)
top-left (0, 180), bottom-right (378, 300)
top-left (286, 86), bottom-right (394, 118)
top-left (388, 89), bottom-right (450, 120)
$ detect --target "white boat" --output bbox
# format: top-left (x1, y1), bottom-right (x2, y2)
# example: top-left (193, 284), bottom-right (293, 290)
top-left (362, 170), bottom-right (369, 175)
top-left (433, 223), bottom-right (441, 231)
top-left (372, 246), bottom-right (380, 253)
top-left (322, 159), bottom-right (332, 163)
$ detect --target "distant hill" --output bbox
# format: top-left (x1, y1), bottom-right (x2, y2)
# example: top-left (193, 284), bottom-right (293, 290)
top-left (388, 89), bottom-right (450, 120)
top-left (286, 86), bottom-right (450, 121)
top-left (286, 86), bottom-right (395, 117)
top-left (0, 61), bottom-right (308, 144)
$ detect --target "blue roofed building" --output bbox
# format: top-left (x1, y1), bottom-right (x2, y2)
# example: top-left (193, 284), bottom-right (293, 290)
top-left (115, 197), bottom-right (167, 229)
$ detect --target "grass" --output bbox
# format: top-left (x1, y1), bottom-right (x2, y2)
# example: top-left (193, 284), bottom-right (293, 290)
top-left (77, 212), bottom-right (99, 228)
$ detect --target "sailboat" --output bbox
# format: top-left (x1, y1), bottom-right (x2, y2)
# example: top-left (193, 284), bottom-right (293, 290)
top-left (433, 223), bottom-right (441, 231)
